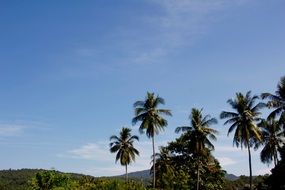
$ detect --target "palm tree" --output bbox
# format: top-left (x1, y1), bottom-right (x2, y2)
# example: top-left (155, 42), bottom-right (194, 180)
top-left (220, 91), bottom-right (265, 190)
top-left (259, 118), bottom-right (284, 166)
top-left (175, 108), bottom-right (218, 190)
top-left (261, 76), bottom-right (285, 130)
top-left (109, 127), bottom-right (139, 183)
top-left (150, 147), bottom-right (175, 188)
top-left (132, 92), bottom-right (172, 188)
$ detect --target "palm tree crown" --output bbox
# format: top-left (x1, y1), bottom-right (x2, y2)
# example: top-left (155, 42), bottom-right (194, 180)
top-left (220, 91), bottom-right (265, 190)
top-left (259, 119), bottom-right (284, 166)
top-left (175, 108), bottom-right (218, 155)
top-left (109, 127), bottom-right (139, 182)
top-left (132, 92), bottom-right (172, 137)
top-left (132, 92), bottom-right (172, 188)
top-left (220, 91), bottom-right (264, 148)
top-left (261, 76), bottom-right (285, 128)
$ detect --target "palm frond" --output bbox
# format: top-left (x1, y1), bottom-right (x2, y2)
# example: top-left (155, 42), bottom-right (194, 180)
top-left (110, 135), bottom-right (120, 142)
top-left (154, 96), bottom-right (165, 107)
top-left (132, 113), bottom-right (146, 125)
top-left (175, 126), bottom-right (191, 133)
top-left (157, 109), bottom-right (172, 116)
top-left (252, 102), bottom-right (266, 112)
top-left (277, 76), bottom-right (285, 99)
top-left (134, 107), bottom-right (146, 116)
top-left (267, 107), bottom-right (283, 120)
top-left (220, 111), bottom-right (238, 119)
top-left (203, 117), bottom-right (218, 126)
top-left (261, 93), bottom-right (282, 103)
top-left (227, 122), bottom-right (238, 136)
top-left (129, 135), bottom-right (139, 142)
top-left (133, 100), bottom-right (145, 108)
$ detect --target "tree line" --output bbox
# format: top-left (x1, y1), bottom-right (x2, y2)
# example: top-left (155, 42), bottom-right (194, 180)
top-left (109, 76), bottom-right (285, 190)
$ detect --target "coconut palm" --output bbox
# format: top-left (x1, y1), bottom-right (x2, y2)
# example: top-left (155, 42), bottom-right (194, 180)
top-left (150, 147), bottom-right (175, 188)
top-left (259, 118), bottom-right (284, 166)
top-left (175, 108), bottom-right (218, 190)
top-left (261, 76), bottom-right (285, 128)
top-left (132, 92), bottom-right (172, 188)
top-left (109, 127), bottom-right (139, 183)
top-left (220, 91), bottom-right (265, 190)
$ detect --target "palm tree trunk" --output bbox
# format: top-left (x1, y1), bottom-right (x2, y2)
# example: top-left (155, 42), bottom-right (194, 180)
top-left (196, 158), bottom-right (200, 190)
top-left (247, 144), bottom-right (252, 190)
top-left (274, 151), bottom-right (276, 167)
top-left (152, 135), bottom-right (156, 189)
top-left (125, 164), bottom-right (128, 183)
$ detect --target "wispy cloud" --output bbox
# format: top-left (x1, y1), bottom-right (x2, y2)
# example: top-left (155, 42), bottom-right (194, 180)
top-left (58, 142), bottom-right (112, 161)
top-left (0, 124), bottom-right (26, 137)
top-left (150, 0), bottom-right (227, 43)
top-left (54, 0), bottom-right (252, 80)
top-left (59, 140), bottom-right (168, 176)
top-left (0, 120), bottom-right (50, 138)
top-left (66, 0), bottom-right (250, 68)
top-left (216, 157), bottom-right (237, 166)
top-left (122, 0), bottom-right (251, 65)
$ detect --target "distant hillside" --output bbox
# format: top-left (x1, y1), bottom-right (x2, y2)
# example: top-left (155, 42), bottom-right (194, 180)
top-left (226, 173), bottom-right (239, 181)
top-left (117, 169), bottom-right (151, 180)
top-left (116, 169), bottom-right (238, 181)
top-left (0, 169), bottom-right (91, 190)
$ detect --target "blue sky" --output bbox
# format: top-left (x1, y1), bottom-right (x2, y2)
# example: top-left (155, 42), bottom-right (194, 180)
top-left (0, 0), bottom-right (284, 176)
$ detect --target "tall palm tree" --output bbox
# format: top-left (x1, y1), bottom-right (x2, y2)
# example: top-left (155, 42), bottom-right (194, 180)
top-left (220, 91), bottom-right (265, 190)
top-left (259, 118), bottom-right (284, 166)
top-left (261, 76), bottom-right (285, 130)
top-left (175, 108), bottom-right (218, 190)
top-left (132, 92), bottom-right (172, 188)
top-left (109, 127), bottom-right (139, 183)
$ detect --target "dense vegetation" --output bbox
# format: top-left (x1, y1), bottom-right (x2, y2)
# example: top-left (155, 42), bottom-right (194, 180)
top-left (0, 169), bottom-right (146, 190)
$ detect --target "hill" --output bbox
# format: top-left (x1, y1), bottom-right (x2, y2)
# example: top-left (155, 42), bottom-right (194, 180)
top-left (116, 169), bottom-right (151, 180)
top-left (116, 169), bottom-right (239, 181)
top-left (0, 168), bottom-right (90, 190)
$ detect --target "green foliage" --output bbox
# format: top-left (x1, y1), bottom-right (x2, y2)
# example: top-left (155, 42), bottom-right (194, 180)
top-left (28, 170), bottom-right (73, 190)
top-left (150, 108), bottom-right (225, 190)
top-left (0, 169), bottom-right (147, 190)
top-left (27, 170), bottom-right (147, 190)
top-left (79, 179), bottom-right (146, 190)
top-left (132, 92), bottom-right (172, 138)
top-left (109, 127), bottom-right (139, 182)
top-left (0, 169), bottom-right (41, 190)
top-left (266, 146), bottom-right (285, 190)
top-left (109, 127), bottom-right (139, 166)
top-left (261, 75), bottom-right (285, 126)
top-left (258, 118), bottom-right (284, 166)
top-left (223, 175), bottom-right (269, 190)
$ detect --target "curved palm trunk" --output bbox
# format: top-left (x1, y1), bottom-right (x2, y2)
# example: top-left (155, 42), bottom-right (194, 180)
top-left (152, 135), bottom-right (156, 189)
top-left (247, 144), bottom-right (252, 190)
